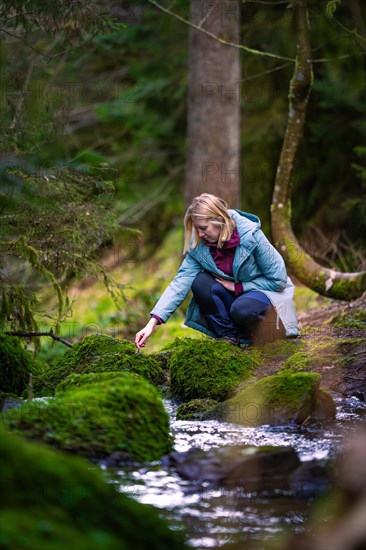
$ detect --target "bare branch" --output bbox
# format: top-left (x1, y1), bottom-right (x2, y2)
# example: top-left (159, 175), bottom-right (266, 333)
top-left (146, 0), bottom-right (295, 62)
top-left (5, 330), bottom-right (73, 348)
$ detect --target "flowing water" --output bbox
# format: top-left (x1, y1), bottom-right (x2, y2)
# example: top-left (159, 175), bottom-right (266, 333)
top-left (105, 396), bottom-right (366, 550)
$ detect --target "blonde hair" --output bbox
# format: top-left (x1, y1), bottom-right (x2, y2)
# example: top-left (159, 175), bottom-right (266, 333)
top-left (183, 193), bottom-right (236, 253)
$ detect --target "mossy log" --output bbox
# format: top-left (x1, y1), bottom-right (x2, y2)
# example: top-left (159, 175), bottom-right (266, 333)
top-left (271, 0), bottom-right (366, 300)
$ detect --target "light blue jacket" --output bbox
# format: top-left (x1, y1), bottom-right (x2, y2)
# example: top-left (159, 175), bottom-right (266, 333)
top-left (150, 210), bottom-right (298, 338)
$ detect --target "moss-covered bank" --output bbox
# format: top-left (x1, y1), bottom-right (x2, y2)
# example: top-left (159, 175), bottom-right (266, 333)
top-left (33, 335), bottom-right (165, 396)
top-left (216, 371), bottom-right (336, 426)
top-left (167, 338), bottom-right (259, 402)
top-left (3, 374), bottom-right (172, 461)
top-left (0, 430), bottom-right (188, 550)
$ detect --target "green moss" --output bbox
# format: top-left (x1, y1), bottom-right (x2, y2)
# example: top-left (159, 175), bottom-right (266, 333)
top-left (218, 371), bottom-right (336, 426)
top-left (33, 335), bottom-right (165, 396)
top-left (0, 333), bottom-right (45, 395)
top-left (259, 338), bottom-right (305, 362)
top-left (167, 338), bottom-right (259, 401)
top-left (176, 398), bottom-right (219, 420)
top-left (55, 371), bottom-right (141, 393)
top-left (4, 374), bottom-right (172, 461)
top-left (335, 338), bottom-right (366, 368)
top-left (0, 430), bottom-right (188, 550)
top-left (281, 351), bottom-right (312, 373)
top-left (331, 307), bottom-right (366, 330)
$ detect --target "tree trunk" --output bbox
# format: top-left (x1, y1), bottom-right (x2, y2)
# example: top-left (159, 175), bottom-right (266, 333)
top-left (271, 0), bottom-right (366, 301)
top-left (185, 0), bottom-right (240, 207)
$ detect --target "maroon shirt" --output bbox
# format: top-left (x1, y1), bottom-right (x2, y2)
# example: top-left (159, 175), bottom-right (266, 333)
top-left (204, 229), bottom-right (243, 297)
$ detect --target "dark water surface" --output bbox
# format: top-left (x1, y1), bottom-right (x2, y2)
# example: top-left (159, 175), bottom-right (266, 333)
top-left (105, 397), bottom-right (366, 550)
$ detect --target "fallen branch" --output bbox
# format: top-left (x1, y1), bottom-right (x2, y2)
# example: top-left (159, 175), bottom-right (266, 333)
top-left (5, 329), bottom-right (73, 348)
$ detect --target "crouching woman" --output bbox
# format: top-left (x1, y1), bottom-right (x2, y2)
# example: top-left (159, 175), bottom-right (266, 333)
top-left (135, 193), bottom-right (298, 349)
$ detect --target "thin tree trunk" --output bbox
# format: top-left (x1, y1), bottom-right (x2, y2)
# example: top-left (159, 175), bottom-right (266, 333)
top-left (185, 0), bottom-right (240, 207)
top-left (271, 0), bottom-right (366, 300)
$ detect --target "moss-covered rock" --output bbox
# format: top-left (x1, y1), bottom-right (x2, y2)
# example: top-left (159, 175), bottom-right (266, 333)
top-left (0, 391), bottom-right (22, 412)
top-left (215, 372), bottom-right (336, 426)
top-left (4, 374), bottom-right (172, 461)
top-left (0, 430), bottom-right (188, 550)
top-left (0, 333), bottom-right (44, 395)
top-left (176, 398), bottom-right (219, 420)
top-left (167, 338), bottom-right (259, 402)
top-left (55, 371), bottom-right (141, 393)
top-left (33, 335), bottom-right (165, 396)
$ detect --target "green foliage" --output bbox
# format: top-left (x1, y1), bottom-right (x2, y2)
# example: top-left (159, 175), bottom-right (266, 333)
top-left (3, 373), bottom-right (172, 461)
top-left (0, 159), bottom-right (129, 333)
top-left (325, 0), bottom-right (341, 18)
top-left (0, 333), bottom-right (44, 394)
top-left (0, 430), bottom-right (188, 549)
top-left (167, 338), bottom-right (259, 402)
top-left (0, 1), bottom-right (104, 42)
top-left (33, 335), bottom-right (165, 396)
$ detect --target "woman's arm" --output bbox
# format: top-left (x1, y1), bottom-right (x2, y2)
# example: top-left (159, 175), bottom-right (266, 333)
top-left (150, 253), bottom-right (202, 322)
top-left (135, 253), bottom-right (202, 348)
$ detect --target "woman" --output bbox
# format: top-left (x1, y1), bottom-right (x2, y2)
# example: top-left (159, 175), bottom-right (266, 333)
top-left (135, 193), bottom-right (298, 349)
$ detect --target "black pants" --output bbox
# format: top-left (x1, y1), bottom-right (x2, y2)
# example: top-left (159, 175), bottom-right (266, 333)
top-left (191, 271), bottom-right (272, 341)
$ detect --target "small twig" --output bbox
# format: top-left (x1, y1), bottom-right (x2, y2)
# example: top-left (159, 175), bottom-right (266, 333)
top-left (5, 330), bottom-right (73, 348)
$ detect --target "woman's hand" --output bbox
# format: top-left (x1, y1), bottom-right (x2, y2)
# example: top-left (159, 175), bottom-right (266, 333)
top-left (215, 277), bottom-right (235, 292)
top-left (135, 317), bottom-right (158, 349)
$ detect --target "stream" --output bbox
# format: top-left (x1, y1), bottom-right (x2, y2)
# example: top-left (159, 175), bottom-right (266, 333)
top-left (105, 396), bottom-right (366, 550)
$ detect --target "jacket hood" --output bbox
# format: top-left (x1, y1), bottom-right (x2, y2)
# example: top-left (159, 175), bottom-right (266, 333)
top-left (229, 209), bottom-right (261, 239)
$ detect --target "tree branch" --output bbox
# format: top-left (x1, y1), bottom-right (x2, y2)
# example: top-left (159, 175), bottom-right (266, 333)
top-left (146, 0), bottom-right (295, 62)
top-left (271, 0), bottom-right (366, 300)
top-left (5, 330), bottom-right (73, 348)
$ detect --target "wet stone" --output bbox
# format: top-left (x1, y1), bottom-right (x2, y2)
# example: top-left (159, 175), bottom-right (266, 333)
top-left (168, 445), bottom-right (301, 492)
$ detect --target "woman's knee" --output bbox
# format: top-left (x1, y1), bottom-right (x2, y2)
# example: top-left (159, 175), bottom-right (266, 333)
top-left (230, 298), bottom-right (271, 328)
top-left (191, 271), bottom-right (214, 296)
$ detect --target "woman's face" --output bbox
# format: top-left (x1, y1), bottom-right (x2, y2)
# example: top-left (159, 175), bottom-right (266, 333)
top-left (193, 218), bottom-right (221, 243)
